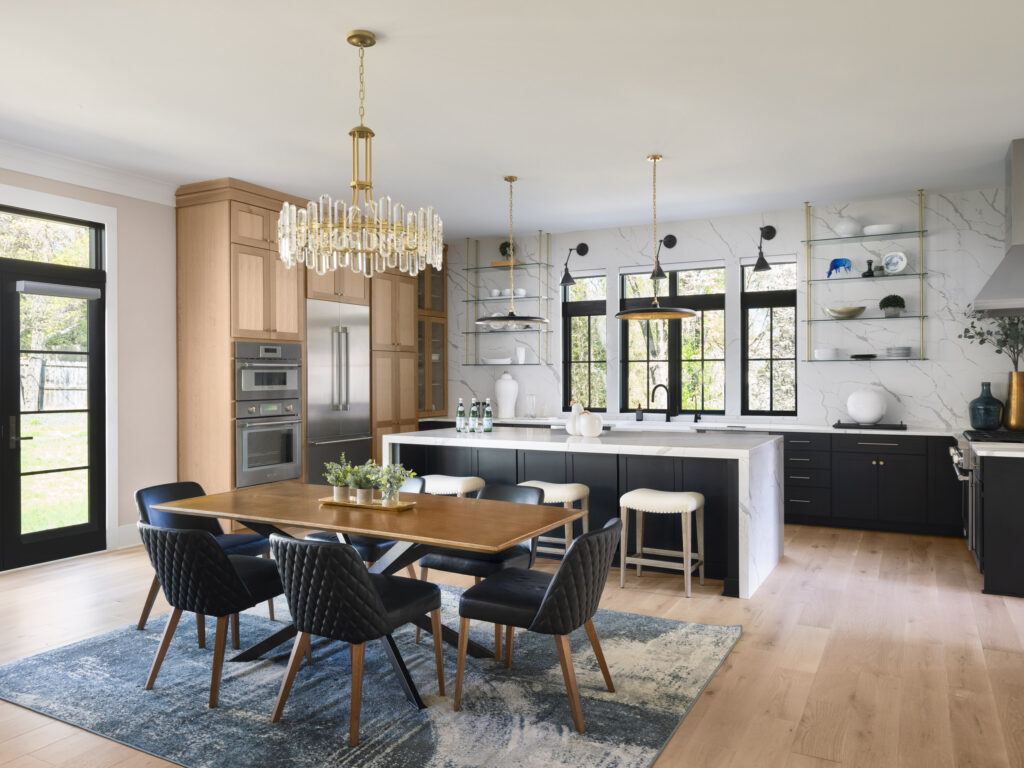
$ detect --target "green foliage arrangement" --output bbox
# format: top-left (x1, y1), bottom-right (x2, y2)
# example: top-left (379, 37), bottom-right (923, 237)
top-left (378, 463), bottom-right (416, 500)
top-left (960, 311), bottom-right (1024, 371)
top-left (878, 294), bottom-right (905, 310)
top-left (322, 453), bottom-right (352, 487)
top-left (346, 461), bottom-right (380, 490)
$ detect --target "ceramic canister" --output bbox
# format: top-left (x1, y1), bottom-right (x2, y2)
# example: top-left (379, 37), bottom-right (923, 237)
top-left (495, 371), bottom-right (519, 419)
top-left (565, 401), bottom-right (584, 436)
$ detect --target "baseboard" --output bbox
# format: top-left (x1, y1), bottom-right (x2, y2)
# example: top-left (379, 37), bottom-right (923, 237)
top-left (112, 523), bottom-right (141, 550)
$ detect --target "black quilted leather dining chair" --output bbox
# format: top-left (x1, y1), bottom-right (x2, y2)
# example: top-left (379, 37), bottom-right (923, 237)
top-left (137, 522), bottom-right (284, 708)
top-left (268, 534), bottom-right (445, 747)
top-left (135, 481), bottom-right (276, 636)
top-left (303, 476), bottom-right (425, 577)
top-left (453, 518), bottom-right (621, 733)
top-left (415, 483), bottom-right (544, 656)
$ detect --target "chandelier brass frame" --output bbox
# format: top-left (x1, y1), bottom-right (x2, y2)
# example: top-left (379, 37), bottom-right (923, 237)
top-left (277, 30), bottom-right (443, 278)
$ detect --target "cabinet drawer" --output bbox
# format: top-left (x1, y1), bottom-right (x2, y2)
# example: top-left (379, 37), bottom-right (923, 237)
top-left (831, 434), bottom-right (925, 454)
top-left (785, 486), bottom-right (831, 517)
top-left (783, 433), bottom-right (831, 451)
top-left (784, 468), bottom-right (831, 487)
top-left (785, 451), bottom-right (831, 470)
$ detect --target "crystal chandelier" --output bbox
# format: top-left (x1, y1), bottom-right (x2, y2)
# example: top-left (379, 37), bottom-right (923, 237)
top-left (277, 30), bottom-right (443, 278)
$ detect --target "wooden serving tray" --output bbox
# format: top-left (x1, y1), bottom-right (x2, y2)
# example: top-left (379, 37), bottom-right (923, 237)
top-left (318, 496), bottom-right (417, 512)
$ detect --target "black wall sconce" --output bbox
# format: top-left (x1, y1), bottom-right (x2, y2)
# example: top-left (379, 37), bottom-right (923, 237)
top-left (559, 242), bottom-right (590, 287)
top-left (754, 225), bottom-right (776, 272)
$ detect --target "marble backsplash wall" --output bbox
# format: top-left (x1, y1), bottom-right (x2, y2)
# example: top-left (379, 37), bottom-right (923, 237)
top-left (446, 188), bottom-right (1009, 431)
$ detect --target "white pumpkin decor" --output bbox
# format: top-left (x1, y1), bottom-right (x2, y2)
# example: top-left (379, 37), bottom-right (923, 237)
top-left (578, 411), bottom-right (604, 438)
top-left (565, 401), bottom-right (584, 436)
top-left (846, 388), bottom-right (887, 424)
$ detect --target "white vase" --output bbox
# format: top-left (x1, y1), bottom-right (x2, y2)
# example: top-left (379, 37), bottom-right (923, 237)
top-left (847, 388), bottom-right (887, 424)
top-left (495, 371), bottom-right (519, 419)
top-left (333, 486), bottom-right (347, 502)
top-left (565, 401), bottom-right (584, 436)
top-left (578, 411), bottom-right (603, 438)
top-left (354, 488), bottom-right (373, 505)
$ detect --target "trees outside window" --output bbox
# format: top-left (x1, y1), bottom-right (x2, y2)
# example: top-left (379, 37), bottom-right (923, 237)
top-left (742, 263), bottom-right (797, 415)
top-left (562, 276), bottom-right (607, 410)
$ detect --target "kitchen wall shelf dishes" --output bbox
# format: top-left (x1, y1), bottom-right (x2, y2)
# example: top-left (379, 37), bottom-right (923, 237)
top-left (803, 190), bottom-right (927, 362)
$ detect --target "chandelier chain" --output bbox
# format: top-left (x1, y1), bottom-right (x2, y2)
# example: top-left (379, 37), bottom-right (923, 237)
top-left (357, 46), bottom-right (366, 126)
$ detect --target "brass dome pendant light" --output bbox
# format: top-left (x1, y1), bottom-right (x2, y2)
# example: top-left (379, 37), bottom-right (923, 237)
top-left (616, 154), bottom-right (696, 321)
top-left (475, 176), bottom-right (548, 328)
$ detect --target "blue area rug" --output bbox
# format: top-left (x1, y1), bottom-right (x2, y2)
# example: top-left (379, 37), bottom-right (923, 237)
top-left (0, 586), bottom-right (740, 767)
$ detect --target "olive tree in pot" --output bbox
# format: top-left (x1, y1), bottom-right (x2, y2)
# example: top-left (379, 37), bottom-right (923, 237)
top-left (879, 294), bottom-right (905, 318)
top-left (960, 311), bottom-right (1024, 429)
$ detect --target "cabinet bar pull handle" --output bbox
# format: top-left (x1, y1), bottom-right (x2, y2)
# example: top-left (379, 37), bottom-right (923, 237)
top-left (789, 475), bottom-right (811, 480)
top-left (857, 441), bottom-right (899, 446)
top-left (790, 440), bottom-right (811, 443)
top-left (788, 498), bottom-right (811, 504)
top-left (789, 458), bottom-right (811, 462)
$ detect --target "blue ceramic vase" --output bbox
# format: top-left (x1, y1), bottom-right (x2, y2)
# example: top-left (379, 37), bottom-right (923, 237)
top-left (969, 382), bottom-right (1003, 430)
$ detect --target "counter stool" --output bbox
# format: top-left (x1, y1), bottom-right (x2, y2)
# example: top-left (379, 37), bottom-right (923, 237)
top-left (517, 481), bottom-right (590, 556)
top-left (618, 489), bottom-right (705, 597)
top-left (421, 475), bottom-right (485, 498)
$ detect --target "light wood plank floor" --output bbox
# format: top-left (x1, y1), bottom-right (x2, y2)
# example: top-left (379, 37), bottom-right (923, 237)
top-left (0, 524), bottom-right (1020, 767)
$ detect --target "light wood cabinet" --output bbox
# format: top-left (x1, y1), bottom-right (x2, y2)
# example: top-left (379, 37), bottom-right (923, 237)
top-left (230, 201), bottom-right (279, 250)
top-left (229, 243), bottom-right (303, 340)
top-left (371, 273), bottom-right (417, 351)
top-left (417, 257), bottom-right (447, 316)
top-left (306, 264), bottom-right (369, 305)
top-left (417, 317), bottom-right (447, 416)
top-left (371, 349), bottom-right (418, 462)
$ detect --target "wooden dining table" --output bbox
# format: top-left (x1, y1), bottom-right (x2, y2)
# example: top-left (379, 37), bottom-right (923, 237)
top-left (151, 480), bottom-right (584, 708)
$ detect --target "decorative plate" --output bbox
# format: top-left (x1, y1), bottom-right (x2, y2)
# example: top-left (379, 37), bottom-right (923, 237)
top-left (882, 251), bottom-right (907, 274)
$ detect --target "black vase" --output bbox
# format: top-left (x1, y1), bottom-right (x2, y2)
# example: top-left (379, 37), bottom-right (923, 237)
top-left (969, 382), bottom-right (1003, 430)
top-left (861, 259), bottom-right (875, 278)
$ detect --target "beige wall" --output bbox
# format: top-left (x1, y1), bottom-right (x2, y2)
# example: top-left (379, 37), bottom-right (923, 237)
top-left (0, 167), bottom-right (176, 529)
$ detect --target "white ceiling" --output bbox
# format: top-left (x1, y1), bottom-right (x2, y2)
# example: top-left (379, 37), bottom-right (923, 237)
top-left (2, 0), bottom-right (1023, 238)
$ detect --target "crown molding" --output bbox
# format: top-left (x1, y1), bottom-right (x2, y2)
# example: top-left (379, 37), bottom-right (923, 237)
top-left (0, 138), bottom-right (177, 207)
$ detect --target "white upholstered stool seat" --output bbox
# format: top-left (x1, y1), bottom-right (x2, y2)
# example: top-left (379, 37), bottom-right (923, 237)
top-left (421, 474), bottom-right (485, 497)
top-left (619, 488), bottom-right (705, 597)
top-left (618, 489), bottom-right (704, 514)
top-left (517, 481), bottom-right (590, 557)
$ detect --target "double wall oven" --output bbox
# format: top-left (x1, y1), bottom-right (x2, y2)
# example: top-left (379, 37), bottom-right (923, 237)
top-left (234, 342), bottom-right (302, 488)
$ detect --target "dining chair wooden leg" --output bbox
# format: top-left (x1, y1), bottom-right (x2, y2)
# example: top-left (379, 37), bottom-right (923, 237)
top-left (196, 613), bottom-right (206, 649)
top-left (145, 607), bottom-right (182, 690)
top-left (263, 554), bottom-right (275, 620)
top-left (137, 575), bottom-right (160, 630)
top-left (474, 576), bottom-right (482, 585)
top-left (454, 617), bottom-right (470, 711)
top-left (430, 608), bottom-right (445, 695)
top-left (406, 564), bottom-right (418, 579)
top-left (271, 631), bottom-right (310, 723)
top-left (415, 567), bottom-right (430, 643)
top-left (503, 625), bottom-right (515, 669)
top-left (619, 507), bottom-right (629, 588)
top-left (209, 616), bottom-right (228, 708)
top-left (230, 613), bottom-right (240, 650)
top-left (349, 642), bottom-right (365, 747)
top-left (583, 619), bottom-right (614, 692)
top-left (305, 643), bottom-right (313, 666)
top-left (636, 510), bottom-right (645, 578)
top-left (554, 634), bottom-right (585, 733)
top-left (494, 624), bottom-right (503, 660)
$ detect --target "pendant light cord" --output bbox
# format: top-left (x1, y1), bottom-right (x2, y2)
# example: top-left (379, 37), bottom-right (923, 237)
top-left (507, 176), bottom-right (516, 315)
top-left (649, 154), bottom-right (661, 308)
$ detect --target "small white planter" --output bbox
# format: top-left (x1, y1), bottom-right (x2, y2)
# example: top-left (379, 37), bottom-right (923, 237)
top-left (354, 488), bottom-right (373, 505)
top-left (333, 486), bottom-right (348, 502)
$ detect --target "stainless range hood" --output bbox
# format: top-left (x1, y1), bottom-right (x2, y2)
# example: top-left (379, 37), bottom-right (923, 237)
top-left (973, 139), bottom-right (1024, 316)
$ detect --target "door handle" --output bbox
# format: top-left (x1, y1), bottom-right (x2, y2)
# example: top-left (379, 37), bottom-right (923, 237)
top-left (8, 416), bottom-right (32, 449)
top-left (331, 326), bottom-right (350, 412)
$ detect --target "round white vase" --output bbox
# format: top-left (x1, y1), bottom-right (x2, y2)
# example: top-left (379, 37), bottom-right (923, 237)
top-left (578, 411), bottom-right (603, 438)
top-left (847, 388), bottom-right (887, 424)
top-left (495, 372), bottom-right (519, 419)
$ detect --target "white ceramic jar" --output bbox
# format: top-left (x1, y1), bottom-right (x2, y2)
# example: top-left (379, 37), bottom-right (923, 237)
top-left (578, 411), bottom-right (603, 438)
top-left (565, 401), bottom-right (584, 435)
top-left (846, 388), bottom-right (887, 424)
top-left (495, 371), bottom-right (519, 419)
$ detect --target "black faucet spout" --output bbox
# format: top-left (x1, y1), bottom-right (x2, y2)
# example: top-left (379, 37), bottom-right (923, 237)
top-left (650, 384), bottom-right (672, 422)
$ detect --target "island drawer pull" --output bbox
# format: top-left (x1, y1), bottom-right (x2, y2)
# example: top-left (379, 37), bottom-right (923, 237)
top-left (789, 457), bottom-right (811, 462)
top-left (789, 439), bottom-right (810, 444)
top-left (787, 498), bottom-right (811, 504)
top-left (857, 441), bottom-right (899, 446)
top-left (788, 475), bottom-right (811, 480)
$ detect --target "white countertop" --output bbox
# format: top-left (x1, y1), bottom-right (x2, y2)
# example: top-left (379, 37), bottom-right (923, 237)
top-left (385, 426), bottom-right (780, 459)
top-left (972, 443), bottom-right (1024, 458)
top-left (420, 416), bottom-right (953, 438)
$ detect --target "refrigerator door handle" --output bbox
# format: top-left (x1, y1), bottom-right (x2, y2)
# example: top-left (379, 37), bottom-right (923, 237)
top-left (331, 325), bottom-right (350, 412)
top-left (310, 436), bottom-right (372, 446)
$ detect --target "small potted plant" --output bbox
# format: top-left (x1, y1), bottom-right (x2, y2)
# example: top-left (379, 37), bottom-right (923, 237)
top-left (879, 294), bottom-right (905, 318)
top-left (347, 461), bottom-right (381, 505)
top-left (323, 454), bottom-right (352, 502)
top-left (376, 463), bottom-right (416, 506)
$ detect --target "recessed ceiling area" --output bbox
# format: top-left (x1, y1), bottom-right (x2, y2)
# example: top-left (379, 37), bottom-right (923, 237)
top-left (1, 0), bottom-right (1023, 237)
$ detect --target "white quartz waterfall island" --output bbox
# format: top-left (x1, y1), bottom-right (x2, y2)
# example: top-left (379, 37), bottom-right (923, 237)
top-left (383, 427), bottom-right (783, 599)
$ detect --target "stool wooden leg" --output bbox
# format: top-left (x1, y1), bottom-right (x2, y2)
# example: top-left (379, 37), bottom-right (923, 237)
top-left (619, 507), bottom-right (629, 588)
top-left (581, 496), bottom-right (590, 533)
top-left (696, 505), bottom-right (705, 585)
top-left (564, 500), bottom-right (573, 554)
top-left (682, 510), bottom-right (692, 597)
top-left (636, 510), bottom-right (645, 578)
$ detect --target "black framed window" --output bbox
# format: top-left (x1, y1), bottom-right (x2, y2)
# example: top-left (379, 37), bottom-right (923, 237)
top-left (562, 276), bottom-right (606, 411)
top-left (742, 263), bottom-right (797, 415)
top-left (620, 267), bottom-right (726, 413)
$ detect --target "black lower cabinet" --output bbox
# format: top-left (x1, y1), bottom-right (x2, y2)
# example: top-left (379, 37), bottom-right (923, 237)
top-left (831, 451), bottom-right (927, 529)
top-left (980, 456), bottom-right (1024, 597)
top-left (831, 452), bottom-right (879, 521)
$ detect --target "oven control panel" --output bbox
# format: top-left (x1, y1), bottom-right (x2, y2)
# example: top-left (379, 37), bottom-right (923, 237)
top-left (235, 398), bottom-right (301, 419)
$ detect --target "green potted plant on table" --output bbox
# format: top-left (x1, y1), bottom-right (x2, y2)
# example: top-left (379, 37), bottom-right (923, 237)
top-left (377, 463), bottom-right (416, 506)
top-left (323, 454), bottom-right (352, 502)
top-left (879, 294), bottom-right (906, 318)
top-left (346, 461), bottom-right (381, 505)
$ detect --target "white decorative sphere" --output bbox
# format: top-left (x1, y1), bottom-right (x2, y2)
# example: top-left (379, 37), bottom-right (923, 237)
top-left (847, 389), bottom-right (887, 424)
top-left (578, 412), bottom-right (604, 438)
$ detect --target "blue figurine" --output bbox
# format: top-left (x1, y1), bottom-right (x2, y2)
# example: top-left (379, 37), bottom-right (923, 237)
top-left (827, 258), bottom-right (852, 278)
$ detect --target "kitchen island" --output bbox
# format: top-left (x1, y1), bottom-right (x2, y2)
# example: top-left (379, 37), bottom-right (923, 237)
top-left (383, 427), bottom-right (783, 598)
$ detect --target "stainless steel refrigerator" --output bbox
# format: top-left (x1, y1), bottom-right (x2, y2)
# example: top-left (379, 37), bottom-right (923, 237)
top-left (305, 300), bottom-right (372, 483)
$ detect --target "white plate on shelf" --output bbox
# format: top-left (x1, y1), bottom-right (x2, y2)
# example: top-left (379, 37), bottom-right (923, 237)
top-left (863, 223), bottom-right (901, 236)
top-left (481, 357), bottom-right (512, 364)
top-left (883, 251), bottom-right (908, 274)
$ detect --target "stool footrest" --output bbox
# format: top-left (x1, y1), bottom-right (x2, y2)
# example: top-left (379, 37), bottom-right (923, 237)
top-left (624, 554), bottom-right (702, 574)
top-left (538, 535), bottom-right (567, 544)
top-left (641, 546), bottom-right (696, 559)
top-left (537, 545), bottom-right (569, 555)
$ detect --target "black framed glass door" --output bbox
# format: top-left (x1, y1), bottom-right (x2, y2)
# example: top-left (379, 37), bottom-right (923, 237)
top-left (0, 207), bottom-right (106, 570)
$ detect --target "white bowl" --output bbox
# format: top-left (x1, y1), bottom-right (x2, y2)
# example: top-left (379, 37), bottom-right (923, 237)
top-left (863, 223), bottom-right (901, 236)
top-left (813, 348), bottom-right (840, 360)
top-left (489, 288), bottom-right (501, 297)
top-left (824, 306), bottom-right (866, 320)
top-left (834, 217), bottom-right (862, 237)
top-left (501, 288), bottom-right (512, 297)
top-left (513, 288), bottom-right (527, 297)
